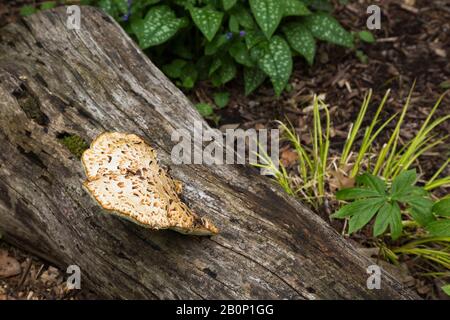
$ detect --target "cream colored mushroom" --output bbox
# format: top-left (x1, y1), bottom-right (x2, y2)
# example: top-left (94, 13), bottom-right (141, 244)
top-left (81, 132), bottom-right (218, 236)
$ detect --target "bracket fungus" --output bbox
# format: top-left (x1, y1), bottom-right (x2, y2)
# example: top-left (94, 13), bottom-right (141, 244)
top-left (81, 132), bottom-right (219, 236)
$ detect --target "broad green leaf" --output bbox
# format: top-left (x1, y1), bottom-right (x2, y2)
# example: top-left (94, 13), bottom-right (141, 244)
top-left (222, 0), bottom-right (237, 10)
top-left (20, 5), bottom-right (37, 16)
top-left (131, 6), bottom-right (185, 49)
top-left (426, 220), bottom-right (450, 237)
top-left (433, 198), bottom-right (450, 217)
top-left (195, 103), bottom-right (214, 117)
top-left (244, 67), bottom-right (266, 95)
top-left (356, 173), bottom-right (386, 195)
top-left (258, 36), bottom-right (292, 96)
top-left (373, 202), bottom-right (392, 237)
top-left (304, 13), bottom-right (354, 48)
top-left (230, 4), bottom-right (256, 29)
top-left (249, 0), bottom-right (283, 39)
top-left (229, 15), bottom-right (240, 33)
top-left (348, 201), bottom-right (384, 234)
top-left (229, 42), bottom-right (255, 67)
top-left (214, 92), bottom-right (230, 108)
top-left (388, 202), bottom-right (403, 240)
top-left (336, 188), bottom-right (382, 201)
top-left (283, 0), bottom-right (311, 16)
top-left (332, 198), bottom-right (384, 219)
top-left (406, 196), bottom-right (434, 226)
top-left (391, 169), bottom-right (417, 198)
top-left (162, 59), bottom-right (187, 79)
top-left (359, 30), bottom-right (375, 43)
top-left (245, 30), bottom-right (266, 49)
top-left (190, 7), bottom-right (224, 41)
top-left (282, 22), bottom-right (316, 65)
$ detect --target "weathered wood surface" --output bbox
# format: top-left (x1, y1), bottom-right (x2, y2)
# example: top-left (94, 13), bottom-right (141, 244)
top-left (0, 7), bottom-right (417, 299)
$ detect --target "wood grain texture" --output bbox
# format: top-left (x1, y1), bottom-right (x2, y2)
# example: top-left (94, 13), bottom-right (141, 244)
top-left (0, 6), bottom-right (417, 299)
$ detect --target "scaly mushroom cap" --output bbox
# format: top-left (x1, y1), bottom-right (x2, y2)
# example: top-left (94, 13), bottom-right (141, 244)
top-left (81, 132), bottom-right (218, 236)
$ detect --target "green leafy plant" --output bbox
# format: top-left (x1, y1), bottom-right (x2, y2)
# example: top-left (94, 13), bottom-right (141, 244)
top-left (332, 170), bottom-right (435, 239)
top-left (88, 0), bottom-right (354, 96)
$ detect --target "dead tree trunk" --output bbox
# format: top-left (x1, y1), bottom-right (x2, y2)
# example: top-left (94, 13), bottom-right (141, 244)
top-left (0, 7), bottom-right (417, 299)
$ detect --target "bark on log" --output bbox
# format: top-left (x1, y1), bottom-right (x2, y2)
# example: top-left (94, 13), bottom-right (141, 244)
top-left (0, 6), bottom-right (417, 299)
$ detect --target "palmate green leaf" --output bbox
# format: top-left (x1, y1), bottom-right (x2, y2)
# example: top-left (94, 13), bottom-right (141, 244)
top-left (249, 0), bottom-right (283, 39)
top-left (131, 6), bottom-right (185, 49)
top-left (282, 22), bottom-right (316, 65)
top-left (244, 67), bottom-right (266, 95)
top-left (433, 198), bottom-right (450, 217)
top-left (373, 202), bottom-right (391, 237)
top-left (391, 169), bottom-right (417, 198)
top-left (303, 13), bottom-right (354, 48)
top-left (406, 196), bottom-right (434, 226)
top-left (283, 0), bottom-right (311, 16)
top-left (222, 0), bottom-right (237, 10)
top-left (190, 6), bottom-right (224, 41)
top-left (426, 220), bottom-right (450, 237)
top-left (336, 188), bottom-right (383, 201)
top-left (258, 36), bottom-right (293, 96)
top-left (356, 173), bottom-right (386, 194)
top-left (332, 198), bottom-right (385, 219)
top-left (229, 42), bottom-right (255, 67)
top-left (388, 201), bottom-right (403, 240)
top-left (347, 200), bottom-right (385, 234)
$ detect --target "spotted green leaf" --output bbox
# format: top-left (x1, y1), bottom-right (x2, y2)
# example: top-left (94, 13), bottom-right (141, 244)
top-left (258, 36), bottom-right (292, 96)
top-left (282, 22), bottom-right (316, 65)
top-left (249, 0), bottom-right (283, 39)
top-left (190, 7), bottom-right (224, 41)
top-left (244, 67), bottom-right (266, 95)
top-left (131, 6), bottom-right (185, 49)
top-left (283, 0), bottom-right (311, 16)
top-left (304, 13), bottom-right (354, 48)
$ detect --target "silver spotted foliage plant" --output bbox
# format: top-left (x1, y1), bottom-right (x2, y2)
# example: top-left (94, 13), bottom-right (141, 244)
top-left (91, 0), bottom-right (354, 96)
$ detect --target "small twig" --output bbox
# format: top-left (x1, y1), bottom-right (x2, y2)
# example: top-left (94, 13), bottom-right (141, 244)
top-left (16, 258), bottom-right (32, 291)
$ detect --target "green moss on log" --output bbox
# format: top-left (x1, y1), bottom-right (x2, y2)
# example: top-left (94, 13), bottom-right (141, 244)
top-left (58, 134), bottom-right (89, 158)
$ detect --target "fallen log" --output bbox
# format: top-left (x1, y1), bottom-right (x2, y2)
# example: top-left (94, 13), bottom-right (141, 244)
top-left (0, 6), bottom-right (417, 299)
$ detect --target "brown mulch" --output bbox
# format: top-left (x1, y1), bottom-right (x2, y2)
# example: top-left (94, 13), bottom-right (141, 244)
top-left (0, 0), bottom-right (448, 300)
top-left (0, 241), bottom-right (96, 300)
